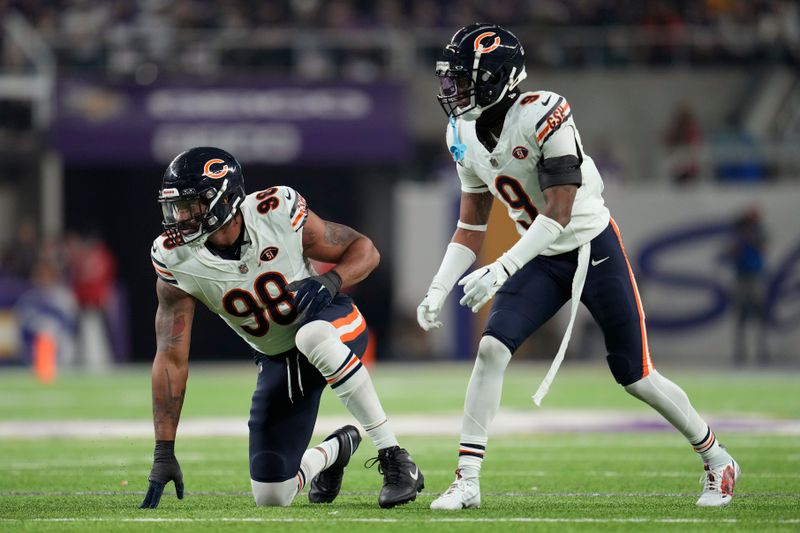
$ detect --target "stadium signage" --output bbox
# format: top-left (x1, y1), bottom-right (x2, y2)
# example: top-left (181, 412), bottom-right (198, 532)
top-left (51, 79), bottom-right (410, 165)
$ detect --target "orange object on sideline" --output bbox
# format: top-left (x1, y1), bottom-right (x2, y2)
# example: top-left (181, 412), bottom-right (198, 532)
top-left (361, 330), bottom-right (376, 368)
top-left (33, 333), bottom-right (57, 384)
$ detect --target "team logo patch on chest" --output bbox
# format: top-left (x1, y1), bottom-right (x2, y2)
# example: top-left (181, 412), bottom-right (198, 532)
top-left (260, 246), bottom-right (279, 262)
top-left (512, 146), bottom-right (529, 160)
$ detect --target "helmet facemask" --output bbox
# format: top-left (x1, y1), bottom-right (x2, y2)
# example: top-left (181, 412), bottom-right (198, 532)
top-left (159, 179), bottom-right (239, 246)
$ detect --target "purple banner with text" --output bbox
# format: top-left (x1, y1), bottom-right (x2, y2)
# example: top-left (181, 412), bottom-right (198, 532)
top-left (52, 79), bottom-right (410, 165)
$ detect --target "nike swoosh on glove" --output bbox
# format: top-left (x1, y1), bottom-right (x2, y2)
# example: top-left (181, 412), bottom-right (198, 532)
top-left (416, 283), bottom-right (449, 331)
top-left (286, 270), bottom-right (343, 325)
top-left (458, 262), bottom-right (510, 313)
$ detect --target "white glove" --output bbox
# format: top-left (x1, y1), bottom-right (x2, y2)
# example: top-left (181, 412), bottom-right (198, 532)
top-left (458, 261), bottom-right (510, 313)
top-left (417, 283), bottom-right (449, 331)
top-left (416, 242), bottom-right (477, 331)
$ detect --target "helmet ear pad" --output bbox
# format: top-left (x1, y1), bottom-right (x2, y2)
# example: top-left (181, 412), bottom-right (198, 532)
top-left (475, 64), bottom-right (514, 108)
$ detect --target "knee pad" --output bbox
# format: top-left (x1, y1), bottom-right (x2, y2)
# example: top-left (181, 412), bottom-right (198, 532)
top-left (251, 478), bottom-right (297, 507)
top-left (295, 320), bottom-right (337, 358)
top-left (477, 335), bottom-right (513, 369)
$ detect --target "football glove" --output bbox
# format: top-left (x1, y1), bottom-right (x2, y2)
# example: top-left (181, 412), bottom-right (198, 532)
top-left (458, 261), bottom-right (511, 313)
top-left (287, 270), bottom-right (343, 324)
top-left (416, 283), bottom-right (449, 331)
top-left (140, 440), bottom-right (184, 509)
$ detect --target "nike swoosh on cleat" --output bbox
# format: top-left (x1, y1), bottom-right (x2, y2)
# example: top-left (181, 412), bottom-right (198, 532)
top-left (409, 467), bottom-right (419, 481)
top-left (591, 257), bottom-right (609, 266)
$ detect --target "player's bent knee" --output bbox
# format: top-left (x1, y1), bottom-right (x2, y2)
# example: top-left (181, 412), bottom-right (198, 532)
top-left (478, 335), bottom-right (513, 366)
top-left (251, 478), bottom-right (297, 507)
top-left (624, 371), bottom-right (663, 403)
top-left (295, 320), bottom-right (338, 357)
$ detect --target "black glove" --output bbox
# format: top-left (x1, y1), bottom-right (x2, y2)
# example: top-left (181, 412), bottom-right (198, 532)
top-left (139, 440), bottom-right (184, 509)
top-left (286, 270), bottom-right (342, 324)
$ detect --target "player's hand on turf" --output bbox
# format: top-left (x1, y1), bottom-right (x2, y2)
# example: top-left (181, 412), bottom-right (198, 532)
top-left (458, 262), bottom-right (510, 312)
top-left (287, 271), bottom-right (342, 324)
top-left (140, 440), bottom-right (184, 509)
top-left (417, 283), bottom-right (449, 331)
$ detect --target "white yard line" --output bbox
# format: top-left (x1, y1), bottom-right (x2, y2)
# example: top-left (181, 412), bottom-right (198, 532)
top-left (0, 517), bottom-right (798, 524)
top-left (1, 410), bottom-right (799, 438)
top-left (1, 490), bottom-right (798, 498)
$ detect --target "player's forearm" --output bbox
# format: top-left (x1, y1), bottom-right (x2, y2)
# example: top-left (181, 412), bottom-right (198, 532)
top-left (451, 227), bottom-right (486, 256)
top-left (332, 236), bottom-right (380, 288)
top-left (150, 352), bottom-right (188, 441)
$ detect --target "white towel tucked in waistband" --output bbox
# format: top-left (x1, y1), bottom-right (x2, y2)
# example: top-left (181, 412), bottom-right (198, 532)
top-left (532, 241), bottom-right (591, 406)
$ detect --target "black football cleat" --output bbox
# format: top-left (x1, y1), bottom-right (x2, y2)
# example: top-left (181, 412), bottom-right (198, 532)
top-left (366, 446), bottom-right (425, 508)
top-left (308, 425), bottom-right (362, 503)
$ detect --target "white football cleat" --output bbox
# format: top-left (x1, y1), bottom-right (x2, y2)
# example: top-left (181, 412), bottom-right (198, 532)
top-left (696, 459), bottom-right (740, 507)
top-left (430, 470), bottom-right (481, 510)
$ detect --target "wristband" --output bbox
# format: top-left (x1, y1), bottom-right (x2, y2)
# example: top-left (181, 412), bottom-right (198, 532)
top-left (457, 220), bottom-right (488, 232)
top-left (431, 242), bottom-right (476, 292)
top-left (498, 215), bottom-right (564, 276)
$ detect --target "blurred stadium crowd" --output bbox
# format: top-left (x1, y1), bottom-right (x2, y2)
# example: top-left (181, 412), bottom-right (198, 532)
top-left (0, 220), bottom-right (125, 368)
top-left (2, 0), bottom-right (799, 76)
top-left (1, 1), bottom-right (799, 368)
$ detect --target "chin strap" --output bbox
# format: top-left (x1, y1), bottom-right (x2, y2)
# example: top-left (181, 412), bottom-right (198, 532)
top-left (449, 116), bottom-right (467, 162)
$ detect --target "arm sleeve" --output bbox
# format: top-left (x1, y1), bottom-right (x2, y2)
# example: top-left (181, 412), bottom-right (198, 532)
top-left (537, 125), bottom-right (583, 190)
top-left (151, 239), bottom-right (179, 286)
top-left (276, 186), bottom-right (308, 232)
top-left (456, 163), bottom-right (488, 193)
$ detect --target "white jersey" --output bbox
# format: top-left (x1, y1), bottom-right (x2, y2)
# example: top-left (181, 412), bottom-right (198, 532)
top-left (150, 186), bottom-right (315, 356)
top-left (447, 90), bottom-right (610, 255)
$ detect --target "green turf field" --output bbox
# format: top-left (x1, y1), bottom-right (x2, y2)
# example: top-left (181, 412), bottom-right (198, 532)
top-left (1, 362), bottom-right (798, 531)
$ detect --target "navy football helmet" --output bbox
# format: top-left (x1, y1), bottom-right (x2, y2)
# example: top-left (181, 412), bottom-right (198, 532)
top-left (158, 147), bottom-right (246, 246)
top-left (436, 23), bottom-right (527, 120)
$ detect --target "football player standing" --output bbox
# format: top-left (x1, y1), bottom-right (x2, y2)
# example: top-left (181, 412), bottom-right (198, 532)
top-left (140, 147), bottom-right (423, 509)
top-left (417, 24), bottom-right (739, 510)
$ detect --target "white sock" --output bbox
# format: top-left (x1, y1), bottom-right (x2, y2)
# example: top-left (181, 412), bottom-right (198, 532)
top-left (624, 370), bottom-right (732, 467)
top-left (457, 336), bottom-right (512, 478)
top-left (297, 439), bottom-right (339, 493)
top-left (298, 323), bottom-right (399, 450)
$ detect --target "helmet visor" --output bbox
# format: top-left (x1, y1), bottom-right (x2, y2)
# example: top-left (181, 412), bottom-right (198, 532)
top-left (160, 196), bottom-right (207, 245)
top-left (437, 74), bottom-right (475, 118)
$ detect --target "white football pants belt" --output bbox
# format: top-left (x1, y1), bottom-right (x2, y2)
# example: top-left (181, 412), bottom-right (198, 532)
top-left (532, 242), bottom-right (590, 406)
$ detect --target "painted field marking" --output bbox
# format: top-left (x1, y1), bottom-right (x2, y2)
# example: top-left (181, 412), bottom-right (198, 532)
top-left (1, 518), bottom-right (799, 524)
top-left (2, 490), bottom-right (798, 499)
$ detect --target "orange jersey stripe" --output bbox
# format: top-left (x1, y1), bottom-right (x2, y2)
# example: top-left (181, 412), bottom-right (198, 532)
top-left (151, 260), bottom-right (175, 278)
top-left (609, 218), bottom-right (652, 378)
top-left (291, 208), bottom-right (305, 227)
top-left (339, 319), bottom-right (367, 343)
top-left (536, 123), bottom-right (551, 142)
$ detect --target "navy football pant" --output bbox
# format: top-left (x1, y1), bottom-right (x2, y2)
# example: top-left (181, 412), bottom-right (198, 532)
top-left (484, 219), bottom-right (653, 386)
top-left (248, 293), bottom-right (369, 483)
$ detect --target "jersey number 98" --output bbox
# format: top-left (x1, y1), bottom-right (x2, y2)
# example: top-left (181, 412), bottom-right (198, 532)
top-left (222, 272), bottom-right (297, 336)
